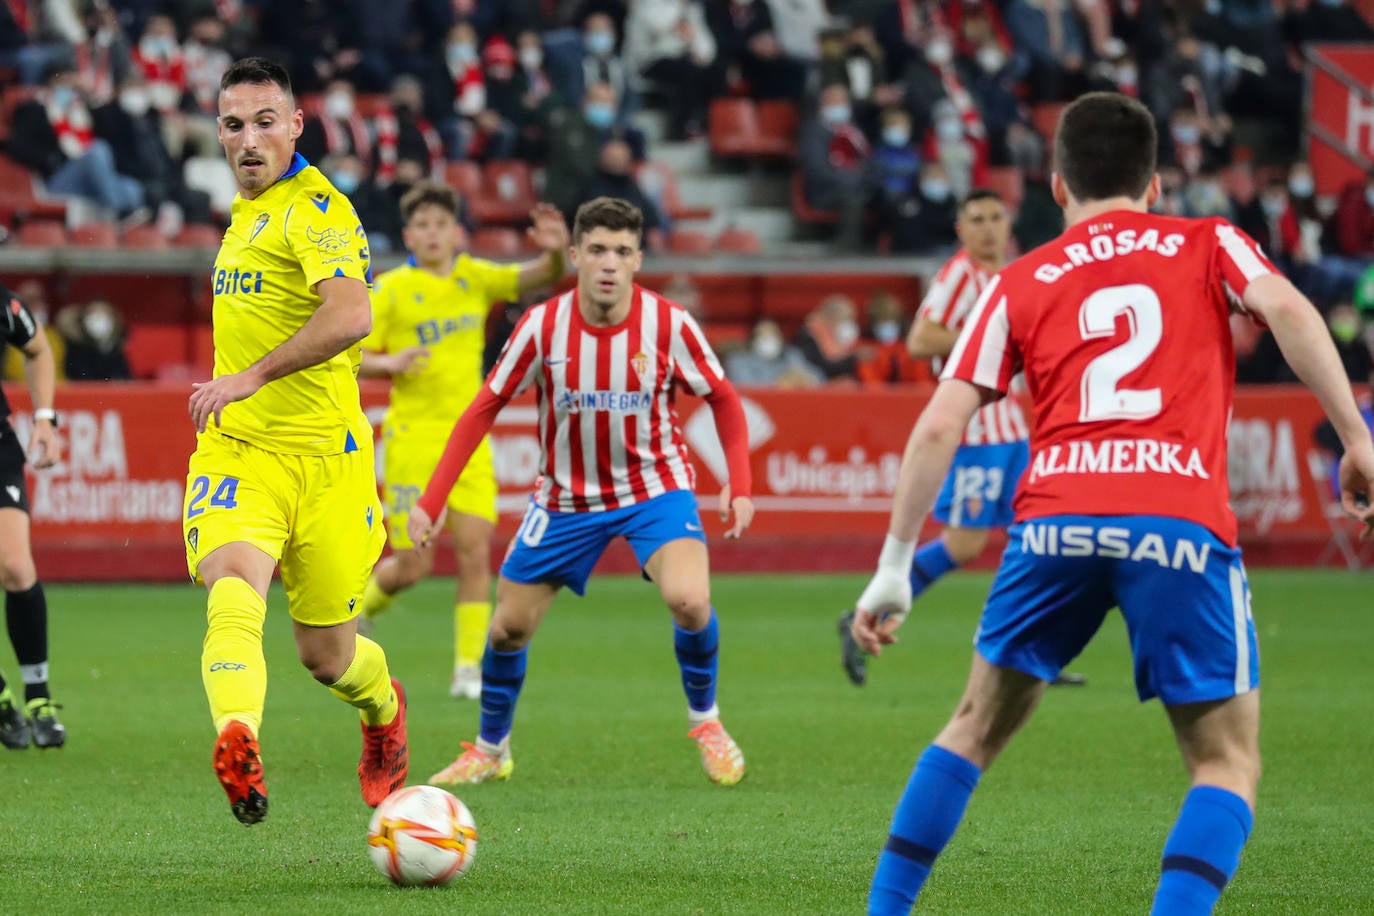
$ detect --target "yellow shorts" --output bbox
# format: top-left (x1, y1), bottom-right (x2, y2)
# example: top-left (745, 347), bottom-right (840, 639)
top-left (381, 420), bottom-right (497, 550)
top-left (183, 431), bottom-right (385, 626)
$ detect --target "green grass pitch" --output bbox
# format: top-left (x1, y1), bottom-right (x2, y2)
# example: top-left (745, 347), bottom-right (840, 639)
top-left (1, 571), bottom-right (1371, 914)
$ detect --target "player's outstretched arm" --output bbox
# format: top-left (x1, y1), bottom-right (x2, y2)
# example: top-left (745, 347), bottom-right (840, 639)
top-left (906, 316), bottom-right (962, 360)
top-left (516, 203), bottom-right (569, 295)
top-left (852, 380), bottom-right (981, 655)
top-left (703, 378), bottom-right (753, 539)
top-left (19, 324), bottom-right (60, 468)
top-left (189, 276), bottom-right (372, 432)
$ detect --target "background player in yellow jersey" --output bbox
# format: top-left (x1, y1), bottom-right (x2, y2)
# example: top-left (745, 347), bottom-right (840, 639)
top-left (183, 57), bottom-right (407, 826)
top-left (358, 181), bottom-right (568, 699)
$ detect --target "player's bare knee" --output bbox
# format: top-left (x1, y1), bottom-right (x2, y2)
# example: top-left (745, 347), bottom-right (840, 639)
top-left (665, 590), bottom-right (711, 629)
top-left (300, 652), bottom-right (348, 685)
top-left (0, 555), bottom-right (37, 591)
top-left (487, 618), bottom-right (532, 650)
top-left (393, 550), bottom-right (433, 588)
top-left (454, 539), bottom-right (489, 579)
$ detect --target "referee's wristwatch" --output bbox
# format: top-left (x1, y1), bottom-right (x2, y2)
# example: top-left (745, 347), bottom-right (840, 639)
top-left (33, 408), bottom-right (59, 427)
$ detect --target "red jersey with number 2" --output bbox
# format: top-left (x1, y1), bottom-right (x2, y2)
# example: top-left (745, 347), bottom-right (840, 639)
top-left (942, 210), bottom-right (1277, 545)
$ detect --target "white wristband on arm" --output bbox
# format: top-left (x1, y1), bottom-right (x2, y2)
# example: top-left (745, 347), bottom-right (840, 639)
top-left (877, 534), bottom-right (916, 575)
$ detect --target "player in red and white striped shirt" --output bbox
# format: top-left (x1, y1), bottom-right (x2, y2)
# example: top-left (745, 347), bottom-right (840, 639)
top-left (410, 197), bottom-right (754, 788)
top-left (838, 190), bottom-right (1076, 688)
top-left (852, 93), bottom-right (1374, 914)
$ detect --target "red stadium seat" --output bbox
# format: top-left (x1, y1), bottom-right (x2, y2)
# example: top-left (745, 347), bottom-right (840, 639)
top-left (123, 224), bottom-right (170, 249)
top-left (471, 161), bottom-right (535, 225)
top-left (446, 161), bottom-right (482, 200)
top-left (125, 323), bottom-right (191, 379)
top-left (635, 161), bottom-right (712, 221)
top-left (703, 320), bottom-right (752, 352)
top-left (471, 227), bottom-right (522, 258)
top-left (715, 226), bottom-right (762, 255)
top-left (354, 93), bottom-right (389, 118)
top-left (790, 170), bottom-right (838, 225)
top-left (984, 166), bottom-right (1025, 211)
top-left (175, 223), bottom-right (223, 248)
top-left (754, 100), bottom-right (800, 158)
top-left (708, 98), bottom-right (759, 159)
top-left (1030, 102), bottom-right (1068, 144)
top-left (0, 155), bottom-right (67, 223)
top-left (667, 230), bottom-right (714, 255)
top-left (17, 220), bottom-right (68, 247)
top-left (70, 222), bottom-right (119, 248)
top-left (190, 324), bottom-right (216, 376)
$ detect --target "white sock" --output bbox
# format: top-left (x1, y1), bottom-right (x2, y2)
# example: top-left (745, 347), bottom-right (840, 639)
top-left (688, 703), bottom-right (720, 727)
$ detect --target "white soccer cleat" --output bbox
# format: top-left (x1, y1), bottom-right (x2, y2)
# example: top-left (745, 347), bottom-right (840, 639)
top-left (449, 665), bottom-right (482, 699)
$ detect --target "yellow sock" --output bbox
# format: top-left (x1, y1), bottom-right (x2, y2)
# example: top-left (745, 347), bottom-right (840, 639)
top-left (329, 634), bottom-right (398, 726)
top-left (455, 601), bottom-right (492, 669)
top-left (360, 575), bottom-right (393, 621)
top-left (202, 577), bottom-right (268, 737)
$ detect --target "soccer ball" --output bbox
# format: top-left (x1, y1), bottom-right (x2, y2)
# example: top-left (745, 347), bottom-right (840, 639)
top-left (367, 785), bottom-right (478, 886)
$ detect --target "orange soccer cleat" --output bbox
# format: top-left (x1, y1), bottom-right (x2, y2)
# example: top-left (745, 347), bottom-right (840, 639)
top-left (359, 678), bottom-right (409, 807)
top-left (213, 720), bottom-right (268, 825)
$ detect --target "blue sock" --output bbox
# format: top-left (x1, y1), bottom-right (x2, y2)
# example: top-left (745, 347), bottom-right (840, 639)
top-left (673, 609), bottom-right (719, 714)
top-left (1151, 786), bottom-right (1253, 916)
top-left (870, 745), bottom-right (982, 915)
top-left (478, 646), bottom-right (527, 745)
top-left (909, 540), bottom-right (959, 600)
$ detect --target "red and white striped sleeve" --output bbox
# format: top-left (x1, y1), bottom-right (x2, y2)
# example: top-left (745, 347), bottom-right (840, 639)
top-left (940, 274), bottom-right (1018, 395)
top-left (669, 306), bottom-right (726, 396)
top-left (1212, 221), bottom-right (1278, 314)
top-left (485, 302), bottom-right (545, 399)
top-left (917, 255), bottom-right (975, 328)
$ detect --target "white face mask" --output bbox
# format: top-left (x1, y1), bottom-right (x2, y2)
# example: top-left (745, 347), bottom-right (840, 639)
top-left (1288, 175), bottom-right (1314, 197)
top-left (84, 311), bottom-right (115, 341)
top-left (873, 320), bottom-right (900, 344)
top-left (935, 118), bottom-right (963, 141)
top-left (325, 91), bottom-right (354, 120)
top-left (834, 320), bottom-right (860, 347)
top-left (753, 335), bottom-right (783, 361)
top-left (925, 40), bottom-right (953, 66)
top-left (119, 89), bottom-right (150, 117)
top-left (976, 46), bottom-right (1005, 74)
top-left (519, 47), bottom-right (542, 70)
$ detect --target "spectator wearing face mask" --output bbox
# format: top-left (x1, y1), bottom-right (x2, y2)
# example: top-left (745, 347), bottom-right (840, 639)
top-left (1181, 167), bottom-right (1234, 220)
top-left (573, 139), bottom-right (665, 250)
top-left (920, 96), bottom-right (989, 203)
top-left (887, 160), bottom-right (960, 255)
top-left (799, 83), bottom-right (872, 251)
top-left (705, 0), bottom-right (807, 100)
top-left (726, 319), bottom-right (823, 388)
top-left (377, 75), bottom-right (445, 188)
top-left (871, 107), bottom-right (921, 203)
top-left (623, 0), bottom-right (719, 140)
top-left (558, 12), bottom-right (638, 121)
top-left (57, 300), bottom-right (131, 382)
top-left (495, 30), bottom-right (557, 160)
top-left (856, 291), bottom-right (932, 386)
top-left (323, 152), bottom-right (401, 253)
top-left (298, 78), bottom-right (373, 176)
top-left (794, 295), bottom-right (863, 382)
top-left (544, 81), bottom-right (647, 216)
top-left (1326, 303), bottom-right (1372, 381)
top-left (1332, 168), bottom-right (1374, 263)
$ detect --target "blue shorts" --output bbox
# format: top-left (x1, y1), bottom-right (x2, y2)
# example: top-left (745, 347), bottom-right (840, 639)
top-left (500, 490), bottom-right (706, 596)
top-left (976, 514), bottom-right (1259, 705)
top-left (933, 441), bottom-right (1030, 529)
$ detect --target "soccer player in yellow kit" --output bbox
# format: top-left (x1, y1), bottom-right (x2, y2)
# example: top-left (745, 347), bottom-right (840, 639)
top-left (183, 57), bottom-right (406, 826)
top-left (359, 181), bottom-right (567, 698)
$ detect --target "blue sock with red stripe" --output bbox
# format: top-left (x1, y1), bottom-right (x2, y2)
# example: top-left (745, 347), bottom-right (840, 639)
top-left (1151, 786), bottom-right (1253, 915)
top-left (478, 646), bottom-right (527, 745)
top-left (869, 745), bottom-right (981, 915)
top-left (910, 540), bottom-right (959, 600)
top-left (674, 609), bottom-right (719, 714)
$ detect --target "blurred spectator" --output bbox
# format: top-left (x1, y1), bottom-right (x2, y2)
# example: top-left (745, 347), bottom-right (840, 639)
top-left (57, 301), bottom-right (132, 382)
top-left (179, 15), bottom-right (231, 155)
top-left (726, 319), bottom-right (824, 387)
top-left (887, 161), bottom-right (959, 255)
top-left (920, 96), bottom-right (989, 202)
top-left (662, 273), bottom-right (706, 320)
top-left (1326, 303), bottom-right (1371, 381)
top-left (1004, 0), bottom-right (1088, 102)
top-left (799, 83), bottom-right (871, 251)
top-left (1013, 164), bottom-right (1063, 252)
top-left (573, 140), bottom-right (666, 250)
top-left (558, 12), bottom-right (638, 120)
top-left (0, 0), bottom-right (73, 86)
top-left (872, 0), bottom-right (940, 80)
top-left (1, 282), bottom-right (65, 383)
top-left (423, 22), bottom-right (486, 158)
top-left (856, 290), bottom-right (931, 385)
top-left (1154, 162), bottom-right (1189, 217)
top-left (543, 82), bottom-right (646, 215)
top-left (1282, 0), bottom-right (1374, 45)
top-left (815, 26), bottom-right (886, 135)
top-left (705, 0), bottom-right (807, 100)
top-left (9, 63), bottom-right (147, 221)
top-left (1356, 263), bottom-right (1374, 322)
top-left (91, 75), bottom-right (214, 231)
top-left (1332, 170), bottom-right (1374, 262)
top-left (794, 295), bottom-right (862, 381)
top-left (71, 3), bottom-right (132, 108)
top-left (960, 16), bottom-right (1028, 159)
top-left (323, 153), bottom-right (402, 253)
top-left (466, 37), bottom-right (523, 160)
top-left (132, 15), bottom-right (186, 116)
top-left (495, 30), bottom-right (559, 160)
top-left (870, 107), bottom-right (921, 205)
top-left (299, 79), bottom-right (374, 174)
top-left (1164, 105), bottom-right (1228, 179)
top-left (1181, 168), bottom-right (1233, 220)
top-left (377, 76), bottom-right (445, 186)
top-left (624, 0), bottom-right (718, 140)
top-left (765, 0), bottom-right (827, 64)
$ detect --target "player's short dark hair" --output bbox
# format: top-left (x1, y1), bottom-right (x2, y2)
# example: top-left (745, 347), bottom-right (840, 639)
top-left (399, 181), bottom-right (461, 223)
top-left (1054, 92), bottom-right (1157, 203)
top-left (573, 197), bottom-right (642, 244)
top-left (959, 188), bottom-right (1004, 212)
top-left (220, 56), bottom-right (293, 100)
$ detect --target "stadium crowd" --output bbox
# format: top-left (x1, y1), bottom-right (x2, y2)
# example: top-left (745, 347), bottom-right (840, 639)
top-left (1, 0), bottom-right (1373, 384)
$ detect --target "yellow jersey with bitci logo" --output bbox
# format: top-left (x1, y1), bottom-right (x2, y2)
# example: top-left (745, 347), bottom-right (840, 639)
top-left (209, 153), bottom-right (373, 455)
top-left (362, 254), bottom-right (519, 428)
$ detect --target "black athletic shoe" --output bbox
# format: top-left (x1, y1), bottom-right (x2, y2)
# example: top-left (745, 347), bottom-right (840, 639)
top-left (1051, 672), bottom-right (1088, 687)
top-left (837, 610), bottom-right (868, 686)
top-left (0, 695), bottom-right (31, 749)
top-left (26, 698), bottom-right (65, 748)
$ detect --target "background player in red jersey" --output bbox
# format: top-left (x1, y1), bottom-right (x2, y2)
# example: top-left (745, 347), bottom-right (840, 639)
top-left (852, 93), bottom-right (1374, 915)
top-left (409, 197), bottom-right (755, 788)
top-left (837, 190), bottom-right (1085, 688)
